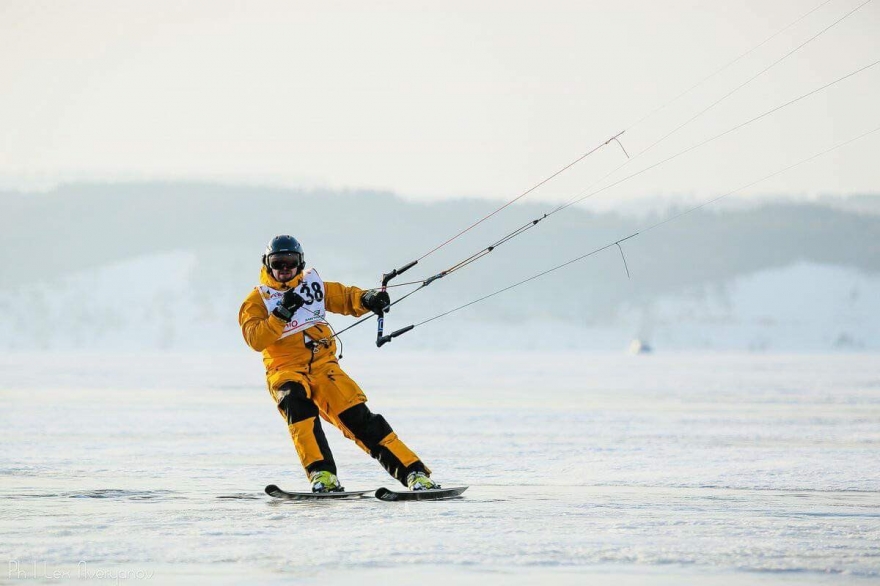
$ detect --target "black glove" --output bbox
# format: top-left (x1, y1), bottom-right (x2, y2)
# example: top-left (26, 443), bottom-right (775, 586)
top-left (272, 290), bottom-right (305, 322)
top-left (361, 289), bottom-right (391, 315)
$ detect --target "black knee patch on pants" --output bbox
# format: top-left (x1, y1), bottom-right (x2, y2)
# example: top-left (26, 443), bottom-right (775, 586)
top-left (278, 382), bottom-right (336, 475)
top-left (278, 381), bottom-right (318, 424)
top-left (338, 403), bottom-right (393, 451)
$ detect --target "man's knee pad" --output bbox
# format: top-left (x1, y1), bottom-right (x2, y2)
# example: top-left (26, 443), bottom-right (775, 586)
top-left (338, 403), bottom-right (393, 449)
top-left (278, 381), bottom-right (318, 424)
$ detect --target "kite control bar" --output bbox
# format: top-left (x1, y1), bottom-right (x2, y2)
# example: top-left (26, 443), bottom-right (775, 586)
top-left (376, 260), bottom-right (417, 347)
top-left (377, 324), bottom-right (415, 348)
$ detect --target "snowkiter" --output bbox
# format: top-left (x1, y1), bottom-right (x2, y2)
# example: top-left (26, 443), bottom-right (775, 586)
top-left (238, 235), bottom-right (438, 493)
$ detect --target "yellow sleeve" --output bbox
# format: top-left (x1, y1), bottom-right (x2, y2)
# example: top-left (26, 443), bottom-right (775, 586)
top-left (324, 281), bottom-right (371, 317)
top-left (239, 288), bottom-right (287, 352)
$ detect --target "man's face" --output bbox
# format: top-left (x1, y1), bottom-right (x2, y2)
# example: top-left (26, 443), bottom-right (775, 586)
top-left (268, 253), bottom-right (301, 283)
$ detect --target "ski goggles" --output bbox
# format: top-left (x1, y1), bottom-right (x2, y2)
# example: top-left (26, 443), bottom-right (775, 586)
top-left (268, 253), bottom-right (302, 270)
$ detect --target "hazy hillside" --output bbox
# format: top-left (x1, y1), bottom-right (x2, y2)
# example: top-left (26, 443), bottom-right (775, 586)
top-left (1, 183), bottom-right (878, 352)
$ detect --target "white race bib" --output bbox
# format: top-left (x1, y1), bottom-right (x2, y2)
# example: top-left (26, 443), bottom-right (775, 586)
top-left (258, 268), bottom-right (327, 340)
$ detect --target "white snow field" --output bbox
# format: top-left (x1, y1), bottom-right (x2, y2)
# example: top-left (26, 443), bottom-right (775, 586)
top-left (1, 351), bottom-right (878, 585)
top-left (1, 252), bottom-right (878, 354)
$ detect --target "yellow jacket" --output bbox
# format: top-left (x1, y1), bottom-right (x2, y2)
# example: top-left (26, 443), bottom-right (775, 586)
top-left (239, 267), bottom-right (371, 389)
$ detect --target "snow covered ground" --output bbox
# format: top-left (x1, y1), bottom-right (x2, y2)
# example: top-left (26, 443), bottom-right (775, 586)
top-left (1, 350), bottom-right (879, 585)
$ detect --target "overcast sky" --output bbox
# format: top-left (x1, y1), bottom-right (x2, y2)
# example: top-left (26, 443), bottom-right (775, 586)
top-left (1, 0), bottom-right (878, 204)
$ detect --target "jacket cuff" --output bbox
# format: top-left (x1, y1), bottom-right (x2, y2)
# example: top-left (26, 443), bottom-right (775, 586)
top-left (268, 313), bottom-right (288, 330)
top-left (352, 287), bottom-right (370, 316)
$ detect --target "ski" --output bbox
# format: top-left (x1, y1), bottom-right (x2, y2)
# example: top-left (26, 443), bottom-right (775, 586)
top-left (374, 486), bottom-right (468, 502)
top-left (265, 484), bottom-right (373, 500)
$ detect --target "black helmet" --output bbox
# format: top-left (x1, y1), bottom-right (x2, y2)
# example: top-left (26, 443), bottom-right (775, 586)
top-left (262, 235), bottom-right (306, 274)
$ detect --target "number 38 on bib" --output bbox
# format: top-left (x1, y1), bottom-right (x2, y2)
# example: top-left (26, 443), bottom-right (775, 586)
top-left (259, 268), bottom-right (327, 339)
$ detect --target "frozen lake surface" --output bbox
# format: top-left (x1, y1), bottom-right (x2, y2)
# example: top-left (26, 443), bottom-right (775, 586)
top-left (2, 351), bottom-right (878, 584)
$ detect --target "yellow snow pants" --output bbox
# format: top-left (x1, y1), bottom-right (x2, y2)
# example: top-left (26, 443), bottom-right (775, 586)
top-left (268, 359), bottom-right (428, 485)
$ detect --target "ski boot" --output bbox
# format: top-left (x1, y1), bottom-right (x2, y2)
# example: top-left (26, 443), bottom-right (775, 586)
top-left (406, 471), bottom-right (440, 491)
top-left (309, 470), bottom-right (344, 493)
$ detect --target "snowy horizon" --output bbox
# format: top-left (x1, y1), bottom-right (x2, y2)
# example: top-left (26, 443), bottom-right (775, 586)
top-left (1, 183), bottom-right (878, 353)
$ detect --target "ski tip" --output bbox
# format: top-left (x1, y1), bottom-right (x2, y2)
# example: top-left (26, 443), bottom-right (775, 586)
top-left (375, 486), bottom-right (468, 501)
top-left (265, 484), bottom-right (281, 496)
